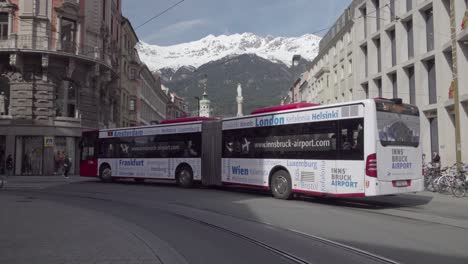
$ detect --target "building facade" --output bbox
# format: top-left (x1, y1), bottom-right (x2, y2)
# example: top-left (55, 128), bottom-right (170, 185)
top-left (162, 85), bottom-right (187, 120)
top-left (0, 0), bottom-right (120, 176)
top-left (302, 0), bottom-right (468, 166)
top-left (303, 0), bottom-right (363, 106)
top-left (119, 16), bottom-right (139, 127)
top-left (137, 65), bottom-right (168, 125)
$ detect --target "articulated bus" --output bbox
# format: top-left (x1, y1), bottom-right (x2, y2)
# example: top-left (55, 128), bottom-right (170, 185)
top-left (80, 98), bottom-right (423, 199)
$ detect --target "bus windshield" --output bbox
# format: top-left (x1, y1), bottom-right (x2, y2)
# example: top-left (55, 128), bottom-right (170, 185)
top-left (375, 100), bottom-right (420, 147)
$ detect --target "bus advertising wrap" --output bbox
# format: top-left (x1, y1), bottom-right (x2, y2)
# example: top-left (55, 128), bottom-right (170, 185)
top-left (222, 105), bottom-right (364, 130)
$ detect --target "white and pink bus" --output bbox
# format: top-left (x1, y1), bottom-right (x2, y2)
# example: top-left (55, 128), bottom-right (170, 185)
top-left (80, 98), bottom-right (423, 199)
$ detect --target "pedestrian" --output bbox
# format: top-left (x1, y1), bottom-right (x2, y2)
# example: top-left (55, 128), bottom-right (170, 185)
top-left (432, 152), bottom-right (441, 168)
top-left (63, 155), bottom-right (71, 178)
top-left (6, 155), bottom-right (13, 176)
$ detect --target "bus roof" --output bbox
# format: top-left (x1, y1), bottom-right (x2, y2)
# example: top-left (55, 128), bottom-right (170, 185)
top-left (250, 103), bottom-right (320, 115)
top-left (160, 117), bottom-right (218, 124)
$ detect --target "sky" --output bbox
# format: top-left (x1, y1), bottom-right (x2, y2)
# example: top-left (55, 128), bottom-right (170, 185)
top-left (122, 0), bottom-right (352, 46)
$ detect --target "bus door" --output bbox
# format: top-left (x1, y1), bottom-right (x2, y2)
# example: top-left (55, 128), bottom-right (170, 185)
top-left (375, 100), bottom-right (421, 186)
top-left (80, 131), bottom-right (98, 177)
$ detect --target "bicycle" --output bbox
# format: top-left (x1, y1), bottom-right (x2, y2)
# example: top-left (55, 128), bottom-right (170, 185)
top-left (424, 162), bottom-right (441, 192)
top-left (450, 164), bottom-right (468, 198)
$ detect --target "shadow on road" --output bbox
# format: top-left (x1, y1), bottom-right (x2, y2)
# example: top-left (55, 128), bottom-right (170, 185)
top-left (73, 178), bottom-right (434, 210)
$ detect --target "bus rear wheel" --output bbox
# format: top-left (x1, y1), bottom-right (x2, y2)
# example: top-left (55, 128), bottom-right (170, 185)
top-left (100, 166), bottom-right (113, 183)
top-left (177, 166), bottom-right (193, 188)
top-left (270, 170), bottom-right (293, 200)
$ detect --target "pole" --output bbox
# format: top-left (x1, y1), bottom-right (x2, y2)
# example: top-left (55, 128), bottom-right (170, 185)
top-left (194, 96), bottom-right (200, 117)
top-left (449, 0), bottom-right (462, 172)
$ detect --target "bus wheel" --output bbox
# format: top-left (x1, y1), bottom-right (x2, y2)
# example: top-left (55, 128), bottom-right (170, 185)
top-left (100, 166), bottom-right (113, 183)
top-left (270, 170), bottom-right (293, 200)
top-left (177, 166), bottom-right (193, 188)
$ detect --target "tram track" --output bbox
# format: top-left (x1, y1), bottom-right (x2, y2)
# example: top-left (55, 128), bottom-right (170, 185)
top-left (5, 187), bottom-right (400, 264)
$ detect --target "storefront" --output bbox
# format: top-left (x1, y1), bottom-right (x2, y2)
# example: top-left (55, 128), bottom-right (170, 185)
top-left (0, 122), bottom-right (81, 176)
top-left (13, 136), bottom-right (77, 176)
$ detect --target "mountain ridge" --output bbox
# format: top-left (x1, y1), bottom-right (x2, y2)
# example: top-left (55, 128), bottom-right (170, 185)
top-left (137, 32), bottom-right (321, 71)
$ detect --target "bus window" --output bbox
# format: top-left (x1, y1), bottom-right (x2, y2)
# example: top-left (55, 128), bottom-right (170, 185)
top-left (222, 120), bottom-right (338, 160)
top-left (339, 118), bottom-right (364, 160)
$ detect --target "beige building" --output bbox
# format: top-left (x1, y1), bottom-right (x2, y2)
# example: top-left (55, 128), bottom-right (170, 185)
top-left (0, 0), bottom-right (120, 176)
top-left (138, 65), bottom-right (169, 125)
top-left (119, 16), bottom-right (140, 127)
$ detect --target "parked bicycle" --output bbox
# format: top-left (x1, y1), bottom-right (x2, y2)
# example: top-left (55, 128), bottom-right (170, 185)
top-left (450, 163), bottom-right (468, 198)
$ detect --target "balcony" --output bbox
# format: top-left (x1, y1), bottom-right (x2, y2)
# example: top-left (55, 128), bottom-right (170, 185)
top-left (0, 34), bottom-right (111, 67)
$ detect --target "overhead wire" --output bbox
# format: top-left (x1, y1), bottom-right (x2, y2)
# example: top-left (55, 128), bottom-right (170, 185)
top-left (135, 0), bottom-right (185, 30)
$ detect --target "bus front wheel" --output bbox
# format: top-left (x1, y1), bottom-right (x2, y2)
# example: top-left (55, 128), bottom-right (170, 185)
top-left (270, 170), bottom-right (293, 200)
top-left (176, 166), bottom-right (193, 188)
top-left (100, 166), bottom-right (113, 183)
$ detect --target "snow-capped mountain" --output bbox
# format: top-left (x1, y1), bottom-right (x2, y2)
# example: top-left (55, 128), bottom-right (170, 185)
top-left (137, 33), bottom-right (321, 71)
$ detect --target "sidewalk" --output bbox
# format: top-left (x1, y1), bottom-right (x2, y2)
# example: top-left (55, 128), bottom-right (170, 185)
top-left (1, 175), bottom-right (91, 190)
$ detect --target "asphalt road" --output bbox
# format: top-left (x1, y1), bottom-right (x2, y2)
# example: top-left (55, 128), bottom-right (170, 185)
top-left (1, 178), bottom-right (468, 264)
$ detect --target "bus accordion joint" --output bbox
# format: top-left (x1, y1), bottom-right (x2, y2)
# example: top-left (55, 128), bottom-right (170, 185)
top-left (160, 117), bottom-right (218, 124)
top-left (366, 153), bottom-right (377, 177)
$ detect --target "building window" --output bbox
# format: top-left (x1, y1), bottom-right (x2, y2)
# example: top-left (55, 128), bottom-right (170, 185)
top-left (390, 0), bottom-right (396, 21)
top-left (360, 6), bottom-right (367, 38)
top-left (348, 59), bottom-right (352, 75)
top-left (102, 0), bottom-right (106, 21)
top-left (0, 13), bottom-right (8, 40)
top-left (340, 65), bottom-right (344, 80)
top-left (389, 73), bottom-right (397, 98)
top-left (56, 82), bottom-right (78, 118)
top-left (406, 0), bottom-right (413, 12)
top-left (373, 0), bottom-right (380, 30)
top-left (61, 18), bottom-right (76, 53)
top-left (375, 38), bottom-right (381, 72)
top-left (407, 66), bottom-right (415, 104)
top-left (362, 83), bottom-right (369, 99)
top-left (130, 68), bottom-right (137, 80)
top-left (406, 20), bottom-right (414, 59)
top-left (129, 99), bottom-right (136, 111)
top-left (425, 9), bottom-right (434, 52)
top-left (429, 117), bottom-right (439, 154)
top-left (375, 79), bottom-right (382, 98)
top-left (389, 29), bottom-right (396, 66)
top-left (426, 59), bottom-right (437, 104)
top-left (362, 45), bottom-right (368, 77)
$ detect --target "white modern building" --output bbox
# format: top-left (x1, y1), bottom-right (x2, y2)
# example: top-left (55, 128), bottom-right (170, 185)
top-left (303, 0), bottom-right (468, 166)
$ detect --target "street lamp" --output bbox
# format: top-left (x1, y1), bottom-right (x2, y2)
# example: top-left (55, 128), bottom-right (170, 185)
top-left (194, 96), bottom-right (200, 117)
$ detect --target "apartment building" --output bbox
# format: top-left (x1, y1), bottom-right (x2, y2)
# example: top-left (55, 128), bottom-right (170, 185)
top-left (304, 0), bottom-right (364, 106)
top-left (119, 16), bottom-right (140, 127)
top-left (304, 0), bottom-right (468, 166)
top-left (138, 65), bottom-right (169, 125)
top-left (0, 0), bottom-right (120, 176)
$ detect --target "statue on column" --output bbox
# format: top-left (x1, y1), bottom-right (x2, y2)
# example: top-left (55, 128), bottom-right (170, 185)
top-left (236, 83), bottom-right (244, 117)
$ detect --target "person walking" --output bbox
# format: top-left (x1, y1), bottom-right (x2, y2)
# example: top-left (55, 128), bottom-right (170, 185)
top-left (6, 155), bottom-right (13, 176)
top-left (63, 155), bottom-right (71, 179)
